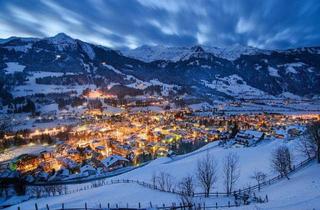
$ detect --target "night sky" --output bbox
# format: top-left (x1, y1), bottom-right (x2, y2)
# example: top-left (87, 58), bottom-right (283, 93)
top-left (0, 0), bottom-right (319, 49)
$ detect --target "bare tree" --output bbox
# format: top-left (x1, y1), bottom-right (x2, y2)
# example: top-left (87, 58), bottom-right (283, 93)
top-left (165, 173), bottom-right (174, 191)
top-left (178, 175), bottom-right (195, 207)
top-left (295, 135), bottom-right (316, 159)
top-left (223, 153), bottom-right (240, 195)
top-left (271, 145), bottom-right (293, 179)
top-left (251, 170), bottom-right (267, 191)
top-left (44, 185), bottom-right (53, 196)
top-left (30, 186), bottom-right (43, 198)
top-left (196, 152), bottom-right (218, 197)
top-left (306, 122), bottom-right (320, 163)
top-left (156, 172), bottom-right (174, 191)
top-left (56, 185), bottom-right (65, 195)
top-left (151, 172), bottom-right (157, 189)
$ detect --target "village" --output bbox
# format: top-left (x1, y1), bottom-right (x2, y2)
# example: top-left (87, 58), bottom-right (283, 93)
top-left (0, 107), bottom-right (318, 184)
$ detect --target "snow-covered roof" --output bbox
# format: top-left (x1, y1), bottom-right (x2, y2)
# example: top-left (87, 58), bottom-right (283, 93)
top-left (236, 130), bottom-right (264, 140)
top-left (80, 164), bottom-right (96, 173)
top-left (101, 155), bottom-right (129, 168)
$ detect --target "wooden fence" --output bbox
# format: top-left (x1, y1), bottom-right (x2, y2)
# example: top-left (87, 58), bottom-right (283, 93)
top-left (23, 155), bottom-right (315, 200)
top-left (16, 156), bottom-right (315, 210)
top-left (25, 198), bottom-right (267, 210)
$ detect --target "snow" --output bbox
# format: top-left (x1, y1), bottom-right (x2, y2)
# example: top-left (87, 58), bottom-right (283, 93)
top-left (4, 133), bottom-right (318, 210)
top-left (0, 144), bottom-right (54, 163)
top-left (39, 103), bottom-right (59, 113)
top-left (278, 92), bottom-right (301, 100)
top-left (102, 64), bottom-right (124, 75)
top-left (202, 75), bottom-right (271, 98)
top-left (122, 45), bottom-right (270, 62)
top-left (225, 162), bottom-right (320, 210)
top-left (6, 136), bottom-right (313, 209)
top-left (122, 45), bottom-right (190, 62)
top-left (189, 102), bottom-right (213, 111)
top-left (4, 43), bottom-right (33, 52)
top-left (124, 75), bottom-right (179, 96)
top-left (268, 67), bottom-right (280, 77)
top-left (4, 62), bottom-right (25, 74)
top-left (115, 138), bottom-right (305, 192)
top-left (278, 62), bottom-right (306, 74)
top-left (45, 33), bottom-right (77, 51)
top-left (101, 155), bottom-right (128, 168)
top-left (11, 71), bottom-right (96, 97)
top-left (80, 42), bottom-right (95, 59)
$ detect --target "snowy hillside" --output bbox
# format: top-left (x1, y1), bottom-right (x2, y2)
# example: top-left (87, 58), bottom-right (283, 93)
top-left (6, 136), bottom-right (319, 210)
top-left (122, 44), bottom-right (269, 62)
top-left (1, 33), bottom-right (320, 100)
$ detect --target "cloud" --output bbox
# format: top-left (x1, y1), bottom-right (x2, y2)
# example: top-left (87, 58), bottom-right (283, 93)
top-left (0, 0), bottom-right (319, 49)
top-left (236, 18), bottom-right (254, 34)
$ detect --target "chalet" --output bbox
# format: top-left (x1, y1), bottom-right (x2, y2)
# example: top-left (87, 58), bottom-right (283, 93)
top-left (288, 128), bottom-right (302, 137)
top-left (16, 154), bottom-right (40, 173)
top-left (80, 164), bottom-right (96, 176)
top-left (40, 151), bottom-right (53, 160)
top-left (54, 168), bottom-right (70, 180)
top-left (235, 130), bottom-right (264, 146)
top-left (57, 157), bottom-right (78, 170)
top-left (274, 129), bottom-right (286, 139)
top-left (101, 155), bottom-right (129, 171)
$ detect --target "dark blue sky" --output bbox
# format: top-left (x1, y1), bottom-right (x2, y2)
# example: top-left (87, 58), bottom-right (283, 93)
top-left (0, 0), bottom-right (319, 49)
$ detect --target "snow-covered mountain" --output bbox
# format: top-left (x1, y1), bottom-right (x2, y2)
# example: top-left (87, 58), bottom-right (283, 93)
top-left (122, 44), bottom-right (270, 62)
top-left (0, 33), bottom-right (320, 101)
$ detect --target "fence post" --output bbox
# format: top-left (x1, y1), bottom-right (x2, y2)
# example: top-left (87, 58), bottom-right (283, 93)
top-left (265, 194), bottom-right (269, 202)
top-left (228, 201), bottom-right (230, 207)
top-left (215, 202), bottom-right (218, 209)
top-left (62, 203), bottom-right (64, 210)
top-left (35, 203), bottom-right (38, 210)
top-left (108, 203), bottom-right (110, 209)
top-left (138, 202), bottom-right (141, 209)
top-left (99, 203), bottom-right (102, 208)
top-left (46, 204), bottom-right (50, 210)
top-left (150, 201), bottom-right (153, 208)
top-left (18, 207), bottom-right (21, 210)
top-left (203, 202), bottom-right (206, 210)
top-left (116, 204), bottom-right (119, 208)
top-left (85, 202), bottom-right (87, 210)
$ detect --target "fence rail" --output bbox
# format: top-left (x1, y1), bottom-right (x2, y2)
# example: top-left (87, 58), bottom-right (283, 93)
top-left (22, 155), bottom-right (315, 201)
top-left (12, 156), bottom-right (315, 210)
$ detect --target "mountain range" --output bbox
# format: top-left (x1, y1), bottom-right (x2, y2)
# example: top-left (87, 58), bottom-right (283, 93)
top-left (1, 33), bottom-right (320, 102)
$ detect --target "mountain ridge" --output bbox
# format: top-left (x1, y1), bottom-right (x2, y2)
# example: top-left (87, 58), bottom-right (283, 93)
top-left (0, 33), bottom-right (319, 102)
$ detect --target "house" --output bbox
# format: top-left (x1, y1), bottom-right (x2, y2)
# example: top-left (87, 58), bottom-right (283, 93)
top-left (235, 130), bottom-right (264, 146)
top-left (274, 129), bottom-right (286, 139)
top-left (288, 128), bottom-right (302, 138)
top-left (54, 168), bottom-right (71, 180)
top-left (80, 164), bottom-right (96, 176)
top-left (16, 154), bottom-right (40, 173)
top-left (101, 155), bottom-right (129, 171)
top-left (57, 157), bottom-right (78, 171)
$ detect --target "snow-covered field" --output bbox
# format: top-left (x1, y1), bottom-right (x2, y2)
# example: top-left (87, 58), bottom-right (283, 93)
top-left (0, 144), bottom-right (54, 163)
top-left (202, 75), bottom-right (272, 99)
top-left (4, 62), bottom-right (25, 74)
top-left (226, 162), bottom-right (320, 210)
top-left (6, 136), bottom-right (319, 210)
top-left (11, 71), bottom-right (96, 97)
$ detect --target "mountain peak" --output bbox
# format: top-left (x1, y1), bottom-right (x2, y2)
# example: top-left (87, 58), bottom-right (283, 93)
top-left (190, 45), bottom-right (205, 53)
top-left (53, 32), bottom-right (72, 39)
top-left (46, 33), bottom-right (76, 45)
